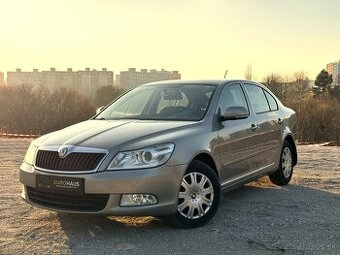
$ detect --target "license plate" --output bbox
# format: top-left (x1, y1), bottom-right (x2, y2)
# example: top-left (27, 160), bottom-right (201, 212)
top-left (36, 175), bottom-right (84, 195)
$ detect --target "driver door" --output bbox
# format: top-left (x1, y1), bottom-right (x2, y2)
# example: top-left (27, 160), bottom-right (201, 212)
top-left (216, 83), bottom-right (258, 184)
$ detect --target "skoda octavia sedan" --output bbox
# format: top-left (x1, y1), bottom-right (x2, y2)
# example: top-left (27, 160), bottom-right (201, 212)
top-left (20, 80), bottom-right (297, 228)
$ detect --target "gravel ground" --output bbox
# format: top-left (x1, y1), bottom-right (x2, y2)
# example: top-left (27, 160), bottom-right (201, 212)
top-left (0, 138), bottom-right (339, 255)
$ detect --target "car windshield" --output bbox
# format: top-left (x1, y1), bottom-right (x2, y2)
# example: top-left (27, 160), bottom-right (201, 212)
top-left (95, 84), bottom-right (217, 121)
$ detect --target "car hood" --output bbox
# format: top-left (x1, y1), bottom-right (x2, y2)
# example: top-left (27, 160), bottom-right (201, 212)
top-left (36, 119), bottom-right (198, 150)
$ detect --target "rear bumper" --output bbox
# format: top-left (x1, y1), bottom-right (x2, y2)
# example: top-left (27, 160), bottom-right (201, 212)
top-left (20, 162), bottom-right (187, 216)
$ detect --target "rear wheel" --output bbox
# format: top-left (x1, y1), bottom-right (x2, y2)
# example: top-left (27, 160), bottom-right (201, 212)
top-left (269, 141), bottom-right (294, 185)
top-left (163, 160), bottom-right (220, 228)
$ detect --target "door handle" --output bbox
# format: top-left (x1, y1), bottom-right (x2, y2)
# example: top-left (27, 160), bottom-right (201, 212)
top-left (250, 124), bottom-right (259, 132)
top-left (278, 118), bottom-right (284, 125)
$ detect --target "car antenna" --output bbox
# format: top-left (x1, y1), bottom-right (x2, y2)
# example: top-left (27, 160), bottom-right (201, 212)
top-left (224, 69), bottom-right (228, 79)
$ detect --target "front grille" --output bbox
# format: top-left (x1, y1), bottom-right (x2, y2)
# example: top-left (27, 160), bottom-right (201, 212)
top-left (35, 150), bottom-right (106, 171)
top-left (27, 186), bottom-right (109, 212)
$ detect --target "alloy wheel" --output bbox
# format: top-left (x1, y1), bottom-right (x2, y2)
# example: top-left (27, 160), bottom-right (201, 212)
top-left (177, 172), bottom-right (214, 219)
top-left (282, 147), bottom-right (293, 178)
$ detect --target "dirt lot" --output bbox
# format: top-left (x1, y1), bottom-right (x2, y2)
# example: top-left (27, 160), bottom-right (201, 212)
top-left (0, 138), bottom-right (339, 255)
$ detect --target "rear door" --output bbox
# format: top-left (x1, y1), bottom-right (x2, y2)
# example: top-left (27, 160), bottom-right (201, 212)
top-left (243, 83), bottom-right (281, 170)
top-left (217, 83), bottom-right (258, 183)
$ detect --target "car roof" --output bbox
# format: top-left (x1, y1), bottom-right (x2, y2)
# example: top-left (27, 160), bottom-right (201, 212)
top-left (140, 79), bottom-right (258, 87)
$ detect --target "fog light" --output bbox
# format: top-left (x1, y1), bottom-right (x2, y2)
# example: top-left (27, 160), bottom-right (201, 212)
top-left (120, 194), bottom-right (158, 207)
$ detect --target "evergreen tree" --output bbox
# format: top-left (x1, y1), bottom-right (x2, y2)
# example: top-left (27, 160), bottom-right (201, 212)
top-left (313, 69), bottom-right (333, 94)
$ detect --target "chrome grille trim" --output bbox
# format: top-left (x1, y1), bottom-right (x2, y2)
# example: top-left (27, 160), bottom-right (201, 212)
top-left (33, 145), bottom-right (109, 174)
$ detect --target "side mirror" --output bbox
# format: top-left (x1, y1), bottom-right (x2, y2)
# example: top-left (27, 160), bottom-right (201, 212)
top-left (96, 106), bottom-right (106, 115)
top-left (219, 106), bottom-right (249, 121)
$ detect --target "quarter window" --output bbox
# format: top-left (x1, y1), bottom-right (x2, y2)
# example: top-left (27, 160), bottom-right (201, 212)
top-left (263, 90), bottom-right (278, 111)
top-left (244, 84), bottom-right (270, 114)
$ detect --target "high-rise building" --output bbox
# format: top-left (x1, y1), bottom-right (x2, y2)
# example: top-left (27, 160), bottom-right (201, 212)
top-left (77, 68), bottom-right (113, 94)
top-left (7, 69), bottom-right (41, 87)
top-left (0, 72), bottom-right (4, 86)
top-left (7, 68), bottom-right (113, 95)
top-left (117, 68), bottom-right (181, 90)
top-left (326, 61), bottom-right (340, 85)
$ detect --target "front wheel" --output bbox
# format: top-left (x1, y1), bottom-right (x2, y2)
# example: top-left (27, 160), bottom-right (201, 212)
top-left (269, 141), bottom-right (294, 185)
top-left (163, 160), bottom-right (220, 228)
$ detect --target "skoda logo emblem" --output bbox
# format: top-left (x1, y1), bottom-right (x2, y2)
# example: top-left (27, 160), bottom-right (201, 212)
top-left (58, 146), bottom-right (69, 158)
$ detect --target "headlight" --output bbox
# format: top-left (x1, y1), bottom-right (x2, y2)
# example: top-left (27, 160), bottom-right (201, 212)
top-left (108, 143), bottom-right (175, 170)
top-left (24, 142), bottom-right (38, 165)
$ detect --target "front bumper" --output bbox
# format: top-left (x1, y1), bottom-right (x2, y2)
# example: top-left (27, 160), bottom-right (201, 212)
top-left (20, 162), bottom-right (187, 216)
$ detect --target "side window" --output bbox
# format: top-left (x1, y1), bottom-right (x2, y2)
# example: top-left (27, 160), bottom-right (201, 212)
top-left (263, 90), bottom-right (278, 111)
top-left (244, 84), bottom-right (270, 114)
top-left (219, 84), bottom-right (249, 114)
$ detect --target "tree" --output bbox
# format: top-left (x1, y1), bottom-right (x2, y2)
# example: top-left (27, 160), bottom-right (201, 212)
top-left (94, 85), bottom-right (125, 107)
top-left (293, 71), bottom-right (310, 101)
top-left (244, 64), bottom-right (253, 80)
top-left (328, 86), bottom-right (340, 102)
top-left (0, 85), bottom-right (95, 134)
top-left (263, 73), bottom-right (287, 102)
top-left (313, 69), bottom-right (332, 94)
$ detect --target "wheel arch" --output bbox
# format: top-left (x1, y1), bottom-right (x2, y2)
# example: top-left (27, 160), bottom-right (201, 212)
top-left (191, 152), bottom-right (219, 178)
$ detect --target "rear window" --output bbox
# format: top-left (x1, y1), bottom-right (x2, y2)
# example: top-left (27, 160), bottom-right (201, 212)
top-left (156, 90), bottom-right (189, 114)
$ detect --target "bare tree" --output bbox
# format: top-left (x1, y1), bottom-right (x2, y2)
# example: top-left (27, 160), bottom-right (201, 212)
top-left (263, 73), bottom-right (286, 101)
top-left (244, 64), bottom-right (253, 80)
top-left (293, 71), bottom-right (310, 101)
top-left (0, 86), bottom-right (95, 135)
top-left (94, 86), bottom-right (125, 107)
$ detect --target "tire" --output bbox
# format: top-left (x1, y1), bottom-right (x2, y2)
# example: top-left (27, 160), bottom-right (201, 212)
top-left (269, 141), bottom-right (294, 185)
top-left (162, 160), bottom-right (220, 228)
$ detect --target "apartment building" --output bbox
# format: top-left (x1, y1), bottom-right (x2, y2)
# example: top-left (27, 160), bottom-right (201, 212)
top-left (326, 61), bottom-right (340, 85)
top-left (7, 69), bottom-right (41, 87)
top-left (7, 68), bottom-right (114, 95)
top-left (117, 68), bottom-right (181, 89)
top-left (77, 68), bottom-right (113, 93)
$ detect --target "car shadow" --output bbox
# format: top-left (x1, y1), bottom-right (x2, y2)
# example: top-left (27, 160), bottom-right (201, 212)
top-left (57, 177), bottom-right (340, 255)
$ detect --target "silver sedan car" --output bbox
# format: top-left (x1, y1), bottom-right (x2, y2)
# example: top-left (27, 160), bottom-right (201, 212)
top-left (20, 80), bottom-right (297, 228)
